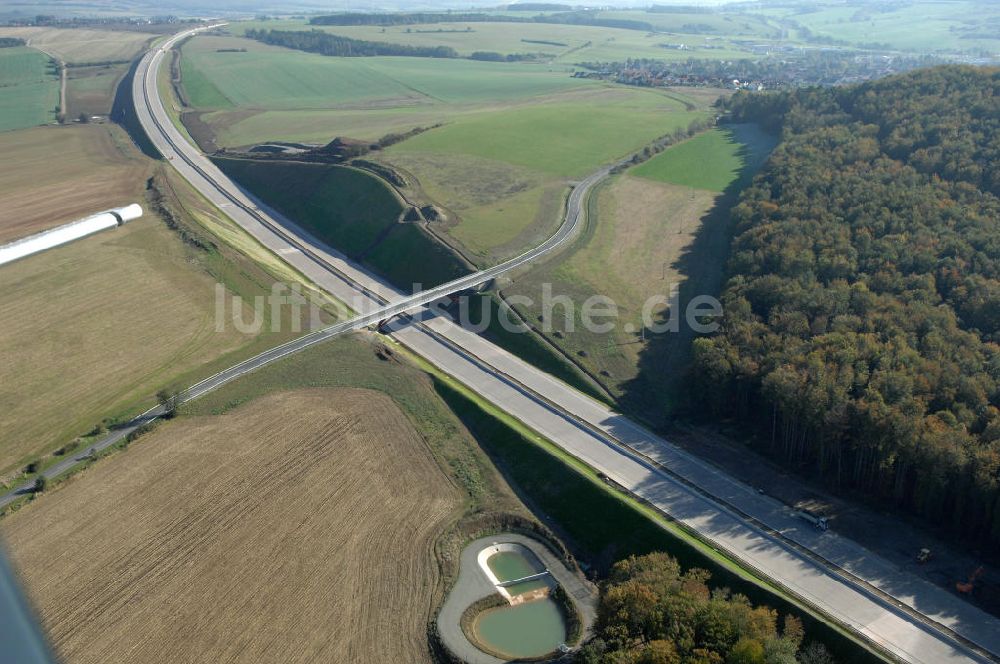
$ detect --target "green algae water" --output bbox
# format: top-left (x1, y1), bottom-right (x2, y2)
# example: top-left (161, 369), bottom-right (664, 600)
top-left (487, 550), bottom-right (549, 595)
top-left (488, 550), bottom-right (539, 581)
top-left (474, 598), bottom-right (567, 659)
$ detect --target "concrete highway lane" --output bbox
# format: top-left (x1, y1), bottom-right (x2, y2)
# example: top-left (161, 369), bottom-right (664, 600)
top-left (5, 23), bottom-right (999, 664)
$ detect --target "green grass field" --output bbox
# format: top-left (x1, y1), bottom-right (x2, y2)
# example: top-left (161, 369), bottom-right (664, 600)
top-left (0, 47), bottom-right (58, 131)
top-left (179, 32), bottom-right (709, 266)
top-left (387, 89), bottom-right (700, 178)
top-left (633, 124), bottom-right (776, 191)
top-left (596, 9), bottom-right (780, 38)
top-left (65, 63), bottom-right (128, 116)
top-left (233, 19), bottom-right (754, 63)
top-left (180, 34), bottom-right (608, 151)
top-left (182, 35), bottom-right (590, 113)
top-left (757, 0), bottom-right (1000, 52)
top-left (382, 89), bottom-right (705, 263)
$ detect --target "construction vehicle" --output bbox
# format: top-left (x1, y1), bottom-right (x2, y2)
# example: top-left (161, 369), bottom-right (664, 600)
top-left (794, 508), bottom-right (829, 531)
top-left (956, 566), bottom-right (984, 594)
top-left (917, 548), bottom-right (932, 564)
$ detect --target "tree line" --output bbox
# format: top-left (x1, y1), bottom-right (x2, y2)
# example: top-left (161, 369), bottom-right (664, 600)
top-left (690, 66), bottom-right (1000, 548)
top-left (308, 11), bottom-right (656, 32)
top-left (245, 28), bottom-right (545, 63)
top-left (576, 552), bottom-right (835, 664)
top-left (244, 28), bottom-right (457, 58)
top-left (0, 37), bottom-right (25, 47)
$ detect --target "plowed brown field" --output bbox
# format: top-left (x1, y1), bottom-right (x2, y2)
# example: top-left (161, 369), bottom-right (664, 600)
top-left (2, 388), bottom-right (461, 664)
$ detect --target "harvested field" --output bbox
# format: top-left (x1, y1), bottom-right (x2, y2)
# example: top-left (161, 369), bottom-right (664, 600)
top-left (2, 388), bottom-right (462, 664)
top-left (0, 124), bottom-right (149, 242)
top-left (0, 208), bottom-right (251, 476)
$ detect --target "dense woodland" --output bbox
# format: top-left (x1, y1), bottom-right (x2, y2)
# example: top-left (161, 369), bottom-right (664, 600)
top-left (576, 553), bottom-right (834, 664)
top-left (692, 66), bottom-right (1000, 548)
top-left (244, 28), bottom-right (457, 58)
top-left (308, 11), bottom-right (656, 32)
top-left (245, 28), bottom-right (544, 62)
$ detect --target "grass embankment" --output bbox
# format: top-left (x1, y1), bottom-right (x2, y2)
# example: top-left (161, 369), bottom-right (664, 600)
top-left (214, 156), bottom-right (470, 289)
top-left (501, 124), bottom-right (777, 419)
top-left (0, 46), bottom-right (59, 131)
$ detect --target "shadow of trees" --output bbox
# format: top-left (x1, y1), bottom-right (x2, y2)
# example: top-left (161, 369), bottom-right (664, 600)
top-left (618, 132), bottom-right (765, 426)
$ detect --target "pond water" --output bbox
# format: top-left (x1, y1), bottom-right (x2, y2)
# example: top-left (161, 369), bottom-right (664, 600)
top-left (487, 549), bottom-right (548, 595)
top-left (474, 598), bottom-right (567, 659)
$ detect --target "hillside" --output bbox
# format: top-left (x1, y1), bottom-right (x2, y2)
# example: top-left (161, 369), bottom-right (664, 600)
top-left (691, 66), bottom-right (1000, 549)
top-left (214, 157), bottom-right (469, 289)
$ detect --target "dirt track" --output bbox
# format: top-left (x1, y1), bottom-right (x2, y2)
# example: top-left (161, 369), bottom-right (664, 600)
top-left (2, 388), bottom-right (461, 664)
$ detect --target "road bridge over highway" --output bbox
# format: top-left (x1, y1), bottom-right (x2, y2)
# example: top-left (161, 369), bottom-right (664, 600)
top-left (5, 23), bottom-right (1000, 664)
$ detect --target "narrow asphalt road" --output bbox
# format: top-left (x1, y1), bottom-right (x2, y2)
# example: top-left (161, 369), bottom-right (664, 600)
top-left (5, 23), bottom-right (999, 664)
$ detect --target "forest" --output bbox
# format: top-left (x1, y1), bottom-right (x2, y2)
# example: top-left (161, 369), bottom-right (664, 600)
top-left (691, 66), bottom-right (1000, 548)
top-left (244, 28), bottom-right (545, 62)
top-left (244, 29), bottom-right (458, 58)
top-left (308, 11), bottom-right (655, 32)
top-left (575, 553), bottom-right (834, 664)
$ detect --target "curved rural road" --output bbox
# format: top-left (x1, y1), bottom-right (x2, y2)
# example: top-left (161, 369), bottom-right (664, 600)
top-left (6, 24), bottom-right (1000, 664)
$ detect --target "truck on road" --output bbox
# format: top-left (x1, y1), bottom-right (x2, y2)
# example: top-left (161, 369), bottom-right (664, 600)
top-left (795, 509), bottom-right (829, 531)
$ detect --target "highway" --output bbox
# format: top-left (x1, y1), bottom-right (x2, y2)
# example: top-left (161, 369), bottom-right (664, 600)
top-left (7, 23), bottom-right (1000, 664)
